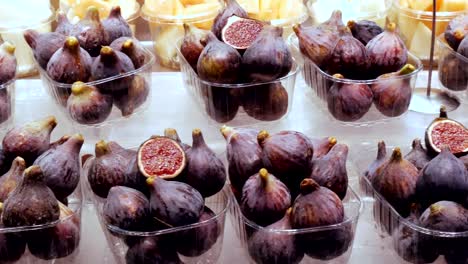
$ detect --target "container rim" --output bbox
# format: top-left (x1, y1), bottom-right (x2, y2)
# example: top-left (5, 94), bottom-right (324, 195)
top-left (392, 2), bottom-right (468, 19)
top-left (238, 185), bottom-right (363, 234)
top-left (306, 0), bottom-right (393, 20)
top-left (0, 78), bottom-right (15, 89)
top-left (175, 38), bottom-right (302, 88)
top-left (58, 2), bottom-right (141, 23)
top-left (140, 3), bottom-right (220, 24)
top-left (0, 6), bottom-right (56, 33)
top-left (437, 35), bottom-right (468, 64)
top-left (288, 34), bottom-right (423, 84)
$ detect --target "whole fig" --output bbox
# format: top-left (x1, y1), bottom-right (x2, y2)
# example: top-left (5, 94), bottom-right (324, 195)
top-left (2, 116), bottom-right (57, 165)
top-left (212, 0), bottom-right (248, 40)
top-left (241, 168), bottom-right (291, 226)
top-left (321, 10), bottom-right (346, 31)
top-left (46, 36), bottom-right (92, 84)
top-left (23, 30), bottom-right (66, 69)
top-left (0, 42), bottom-right (17, 86)
top-left (241, 82), bottom-right (289, 121)
top-left (2, 166), bottom-right (59, 227)
top-left (113, 75), bottom-right (149, 117)
top-left (202, 84), bottom-right (240, 123)
top-left (444, 14), bottom-right (468, 50)
top-left (347, 20), bottom-right (383, 46)
top-left (180, 23), bottom-right (207, 71)
top-left (310, 136), bottom-right (337, 159)
top-left (0, 208), bottom-right (26, 263)
top-left (110, 37), bottom-right (146, 69)
top-left (102, 6), bottom-right (132, 43)
top-left (183, 129), bottom-right (226, 198)
top-left (327, 74), bottom-right (373, 122)
top-left (70, 6), bottom-right (110, 56)
top-left (365, 141), bottom-right (387, 181)
top-left (404, 139), bottom-right (431, 172)
top-left (33, 134), bottom-right (84, 202)
top-left (66, 82), bottom-right (113, 124)
top-left (439, 53), bottom-right (468, 91)
top-left (247, 208), bottom-right (304, 264)
top-left (125, 237), bottom-right (182, 264)
top-left (55, 11), bottom-right (73, 35)
top-left (0, 157), bottom-right (25, 202)
top-left (420, 201), bottom-right (468, 232)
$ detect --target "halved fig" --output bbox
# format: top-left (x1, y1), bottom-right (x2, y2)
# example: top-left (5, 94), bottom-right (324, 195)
top-left (137, 136), bottom-right (187, 179)
top-left (221, 16), bottom-right (265, 50)
top-left (425, 106), bottom-right (468, 157)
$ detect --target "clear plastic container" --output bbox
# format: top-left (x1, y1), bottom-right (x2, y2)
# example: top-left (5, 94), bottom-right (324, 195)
top-left (0, 185), bottom-right (83, 263)
top-left (82, 157), bottom-right (231, 264)
top-left (176, 42), bottom-right (301, 126)
top-left (437, 35), bottom-right (468, 104)
top-left (0, 79), bottom-right (15, 131)
top-left (36, 47), bottom-right (155, 127)
top-left (289, 35), bottom-right (423, 126)
top-left (230, 185), bottom-right (362, 263)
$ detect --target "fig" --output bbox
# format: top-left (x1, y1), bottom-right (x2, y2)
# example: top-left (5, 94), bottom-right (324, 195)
top-left (2, 166), bottom-right (59, 227)
top-left (0, 223), bottom-right (26, 263)
top-left (197, 32), bottom-right (242, 84)
top-left (125, 237), bottom-right (182, 264)
top-left (241, 82), bottom-right (289, 121)
top-left (371, 64), bottom-right (415, 117)
top-left (458, 35), bottom-right (468, 58)
top-left (212, 0), bottom-right (248, 40)
top-left (416, 146), bottom-right (468, 207)
top-left (146, 176), bottom-right (204, 227)
top-left (327, 74), bottom-right (373, 122)
top-left (90, 46), bottom-right (135, 92)
top-left (164, 128), bottom-right (191, 151)
top-left (293, 23), bottom-right (339, 68)
top-left (420, 201), bottom-right (468, 232)
top-left (70, 6), bottom-right (110, 56)
top-left (28, 202), bottom-right (80, 260)
top-left (137, 136), bottom-right (186, 179)
top-left (347, 20), bottom-right (383, 46)
top-left (242, 26), bottom-right (293, 82)
top-left (0, 88), bottom-right (11, 124)
top-left (23, 30), bottom-right (66, 69)
top-left (221, 126), bottom-right (263, 200)
top-left (113, 75), bottom-right (149, 117)
top-left (0, 42), bottom-right (16, 86)
top-left (0, 157), bottom-right (25, 202)
top-left (365, 141), bottom-right (387, 181)
top-left (176, 206), bottom-right (220, 257)
top-left (110, 37), bottom-right (146, 69)
top-left (405, 139), bottom-right (431, 171)
top-left (321, 10), bottom-right (346, 31)
top-left (366, 22), bottom-right (408, 76)
top-left (0, 149), bottom-right (10, 176)
top-left (2, 116), bottom-right (57, 165)
top-left (183, 129), bottom-right (226, 197)
top-left (221, 16), bottom-right (265, 50)
top-left (180, 23), bottom-right (207, 71)
top-left (241, 168), bottom-right (291, 226)
top-left (102, 6), bottom-right (132, 43)
top-left (257, 130), bottom-right (313, 195)
top-left (444, 14), bottom-right (468, 50)
top-left (310, 137), bottom-right (337, 159)
top-left (461, 155), bottom-right (468, 170)
top-left (439, 53), bottom-right (468, 91)
top-left (88, 140), bottom-right (144, 198)
top-left (55, 11), bottom-right (73, 35)
top-left (247, 208), bottom-right (304, 264)
top-left (103, 186), bottom-right (150, 231)
top-left (327, 29), bottom-right (368, 79)
top-left (46, 36), bottom-right (92, 84)
top-left (310, 143), bottom-right (349, 200)
top-left (372, 147), bottom-right (419, 216)
top-left (425, 106), bottom-right (468, 156)
top-left (66, 81), bottom-right (113, 124)
top-left (202, 85), bottom-right (240, 123)
top-left (33, 133), bottom-right (84, 203)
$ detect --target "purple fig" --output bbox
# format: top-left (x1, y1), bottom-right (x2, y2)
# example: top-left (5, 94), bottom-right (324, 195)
top-left (212, 0), bottom-right (248, 40)
top-left (365, 140), bottom-right (387, 181)
top-left (70, 6), bottom-right (110, 56)
top-left (457, 33), bottom-right (468, 58)
top-left (405, 139), bottom-right (431, 171)
top-left (241, 82), bottom-right (289, 121)
top-left (113, 75), bottom-right (149, 116)
top-left (55, 11), bottom-right (73, 35)
top-left (110, 37), bottom-right (146, 69)
top-left (444, 14), bottom-right (468, 50)
top-left (0, 205), bottom-right (26, 262)
top-left (181, 23), bottom-right (207, 71)
top-left (0, 157), bottom-right (26, 202)
top-left (125, 237), bottom-right (182, 264)
top-left (0, 88), bottom-right (11, 124)
top-left (320, 10), bottom-right (345, 31)
top-left (439, 53), bottom-right (468, 91)
top-left (310, 137), bottom-right (337, 159)
top-left (419, 201), bottom-right (468, 232)
top-left (102, 6), bottom-right (132, 43)
top-left (67, 82), bottom-right (113, 124)
top-left (23, 30), bottom-right (66, 69)
top-left (0, 149), bottom-right (10, 176)
top-left (201, 84), bottom-right (240, 123)
top-left (347, 20), bottom-right (383, 46)
top-left (0, 42), bottom-right (16, 86)
top-left (461, 155), bottom-right (468, 170)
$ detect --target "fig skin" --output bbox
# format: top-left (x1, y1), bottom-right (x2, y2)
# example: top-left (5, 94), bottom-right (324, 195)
top-left (125, 236), bottom-right (182, 264)
top-left (67, 82), bottom-right (113, 124)
top-left (458, 35), bottom-right (468, 58)
top-left (310, 136), bottom-right (338, 160)
top-left (420, 201), bottom-right (468, 232)
top-left (23, 30), bottom-right (66, 69)
top-left (242, 26), bottom-right (292, 82)
top-left (28, 203), bottom-right (80, 260)
top-left (321, 10), bottom-right (346, 31)
top-left (182, 129), bottom-right (226, 198)
top-left (0, 157), bottom-right (26, 202)
top-left (181, 23), bottom-right (207, 72)
top-left (365, 141), bottom-right (387, 182)
top-left (176, 206), bottom-right (221, 257)
top-left (197, 32), bottom-right (242, 84)
top-left (0, 88), bottom-right (11, 124)
top-left (147, 176), bottom-right (204, 227)
top-left (439, 53), bottom-right (468, 91)
top-left (212, 0), bottom-right (248, 40)
top-left (103, 186), bottom-right (150, 231)
top-left (241, 82), bottom-right (289, 121)
top-left (247, 208), bottom-right (304, 264)
top-left (2, 166), bottom-right (60, 227)
top-left (33, 134), bottom-right (84, 203)
top-left (102, 6), bottom-right (132, 43)
top-left (46, 36), bottom-right (92, 84)
top-left (366, 22), bottom-right (408, 76)
top-left (444, 14), bottom-right (468, 50)
top-left (310, 143), bottom-right (349, 200)
top-left (404, 139), bottom-right (431, 172)
top-left (110, 37), bottom-right (146, 69)
top-left (70, 6), bottom-right (110, 56)
top-left (0, 42), bottom-right (17, 86)
top-left (461, 155), bottom-right (468, 170)
top-left (0, 149), bottom-right (10, 176)
top-left (241, 168), bottom-right (291, 227)
top-left (113, 75), bottom-right (149, 117)
top-left (371, 64), bottom-right (415, 117)
top-left (55, 11), bottom-right (73, 35)
top-left (2, 116), bottom-right (57, 165)
top-left (347, 20), bottom-right (383, 46)
top-left (221, 126), bottom-right (263, 200)
top-left (0, 229), bottom-right (26, 263)
top-left (416, 146), bottom-right (468, 207)
top-left (371, 148), bottom-right (419, 216)
top-left (201, 84), bottom-right (240, 123)
top-left (327, 74), bottom-right (373, 122)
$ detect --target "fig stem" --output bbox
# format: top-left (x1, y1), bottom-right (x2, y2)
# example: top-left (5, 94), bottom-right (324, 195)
top-left (439, 105), bottom-right (448, 118)
top-left (332, 73), bottom-right (344, 79)
top-left (386, 22), bottom-right (397, 33)
top-left (377, 141), bottom-right (386, 160)
top-left (397, 64), bottom-right (415, 76)
top-left (146, 176), bottom-right (156, 186)
top-left (24, 165), bottom-right (44, 181)
top-left (122, 39), bottom-right (134, 52)
top-left (390, 147), bottom-right (403, 162)
top-left (257, 130), bottom-right (270, 145)
top-left (164, 128), bottom-right (181, 143)
top-left (412, 139), bottom-right (423, 150)
top-left (2, 41), bottom-right (16, 55)
top-left (329, 137), bottom-right (338, 146)
top-left (192, 129), bottom-right (206, 148)
top-left (64, 37), bottom-right (80, 52)
top-left (285, 207), bottom-right (293, 216)
top-left (109, 6), bottom-right (122, 17)
top-left (86, 6), bottom-right (100, 21)
top-left (429, 204), bottom-right (442, 216)
top-left (71, 82), bottom-right (90, 95)
top-left (220, 125), bottom-right (234, 140)
top-left (95, 140), bottom-right (110, 157)
top-left (300, 178), bottom-right (320, 195)
top-left (259, 168), bottom-right (270, 187)
top-left (347, 20), bottom-right (356, 29)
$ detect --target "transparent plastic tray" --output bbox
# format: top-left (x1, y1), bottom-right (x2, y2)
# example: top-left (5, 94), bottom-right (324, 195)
top-left (0, 79), bottom-right (15, 131)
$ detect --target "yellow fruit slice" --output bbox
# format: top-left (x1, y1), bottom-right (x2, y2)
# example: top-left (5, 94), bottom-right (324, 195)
top-left (410, 22), bottom-right (432, 60)
top-left (439, 0), bottom-right (468, 11)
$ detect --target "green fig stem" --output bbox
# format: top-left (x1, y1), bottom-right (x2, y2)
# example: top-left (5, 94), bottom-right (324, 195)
top-left (397, 64), bottom-right (415, 76)
top-left (439, 105), bottom-right (448, 118)
top-left (146, 176), bottom-right (158, 186)
top-left (377, 141), bottom-right (386, 160)
top-left (386, 22), bottom-right (397, 33)
top-left (95, 140), bottom-right (110, 157)
top-left (329, 137), bottom-right (338, 146)
top-left (100, 46), bottom-right (118, 64)
top-left (24, 165), bottom-right (44, 182)
top-left (347, 20), bottom-right (356, 29)
top-left (390, 147), bottom-right (403, 162)
top-left (71, 133), bottom-right (85, 144)
top-left (333, 73), bottom-right (344, 79)
top-left (122, 39), bottom-right (135, 52)
top-left (192, 129), bottom-right (206, 148)
top-left (259, 168), bottom-right (270, 188)
top-left (11, 157), bottom-right (26, 172)
top-left (454, 30), bottom-right (465, 41)
top-left (164, 128), bottom-right (182, 143)
top-left (86, 6), bottom-right (101, 21)
top-left (64, 37), bottom-right (80, 53)
top-left (300, 178), bottom-right (320, 195)
top-left (220, 125), bottom-right (234, 140)
top-left (430, 204), bottom-right (442, 216)
top-left (257, 130), bottom-right (270, 146)
top-left (71, 82), bottom-right (91, 96)
top-left (183, 23), bottom-right (190, 34)
top-left (1, 41), bottom-right (16, 55)
top-left (109, 6), bottom-right (122, 18)
top-left (285, 207), bottom-right (293, 216)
